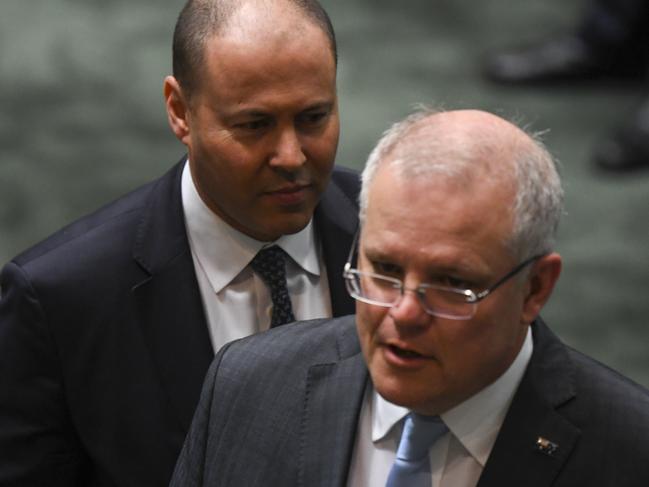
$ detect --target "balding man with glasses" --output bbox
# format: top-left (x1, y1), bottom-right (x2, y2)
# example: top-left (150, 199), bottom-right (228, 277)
top-left (171, 108), bottom-right (649, 487)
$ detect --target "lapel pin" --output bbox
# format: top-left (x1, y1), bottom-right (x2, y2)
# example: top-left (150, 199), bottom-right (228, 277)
top-left (536, 436), bottom-right (559, 456)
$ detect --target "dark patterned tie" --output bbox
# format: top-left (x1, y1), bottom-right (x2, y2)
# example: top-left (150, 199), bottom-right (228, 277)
top-left (250, 246), bottom-right (296, 328)
top-left (386, 413), bottom-right (449, 487)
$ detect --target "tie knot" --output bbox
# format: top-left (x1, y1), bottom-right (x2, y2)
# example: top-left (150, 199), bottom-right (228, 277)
top-left (250, 246), bottom-right (295, 327)
top-left (251, 246), bottom-right (288, 280)
top-left (396, 413), bottom-right (448, 462)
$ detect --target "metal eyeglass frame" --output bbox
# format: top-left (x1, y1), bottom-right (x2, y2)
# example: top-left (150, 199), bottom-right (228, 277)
top-left (342, 231), bottom-right (545, 320)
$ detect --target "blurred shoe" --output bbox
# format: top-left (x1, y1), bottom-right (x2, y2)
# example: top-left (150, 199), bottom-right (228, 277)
top-left (483, 36), bottom-right (646, 85)
top-left (593, 102), bottom-right (649, 172)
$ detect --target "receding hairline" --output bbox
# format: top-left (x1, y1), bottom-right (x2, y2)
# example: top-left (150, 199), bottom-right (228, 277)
top-left (215, 0), bottom-right (319, 34)
top-left (380, 110), bottom-right (534, 183)
top-left (172, 0), bottom-right (338, 97)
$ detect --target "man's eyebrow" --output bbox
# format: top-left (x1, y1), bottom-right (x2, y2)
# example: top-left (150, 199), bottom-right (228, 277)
top-left (223, 101), bottom-right (334, 120)
top-left (301, 101), bottom-right (335, 111)
top-left (362, 248), bottom-right (401, 268)
top-left (226, 109), bottom-right (269, 119)
top-left (364, 246), bottom-right (483, 276)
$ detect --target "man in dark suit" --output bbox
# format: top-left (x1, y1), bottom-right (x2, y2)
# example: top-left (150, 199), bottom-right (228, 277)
top-left (0, 0), bottom-right (358, 486)
top-left (171, 108), bottom-right (649, 486)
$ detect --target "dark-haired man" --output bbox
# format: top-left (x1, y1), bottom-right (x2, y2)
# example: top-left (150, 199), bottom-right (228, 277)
top-left (0, 1), bottom-right (358, 485)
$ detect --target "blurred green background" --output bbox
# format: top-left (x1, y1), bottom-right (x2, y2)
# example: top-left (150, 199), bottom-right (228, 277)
top-left (1, 0), bottom-right (648, 386)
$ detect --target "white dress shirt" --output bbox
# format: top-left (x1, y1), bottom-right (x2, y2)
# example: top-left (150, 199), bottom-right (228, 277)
top-left (181, 161), bottom-right (332, 353)
top-left (348, 327), bottom-right (534, 487)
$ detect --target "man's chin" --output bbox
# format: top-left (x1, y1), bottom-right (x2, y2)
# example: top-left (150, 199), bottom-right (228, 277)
top-left (254, 213), bottom-right (313, 241)
top-left (371, 367), bottom-right (448, 415)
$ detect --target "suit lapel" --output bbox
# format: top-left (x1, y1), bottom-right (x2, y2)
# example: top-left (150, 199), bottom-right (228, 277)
top-left (131, 160), bottom-right (213, 430)
top-left (301, 318), bottom-right (368, 487)
top-left (314, 171), bottom-right (359, 317)
top-left (477, 320), bottom-right (581, 487)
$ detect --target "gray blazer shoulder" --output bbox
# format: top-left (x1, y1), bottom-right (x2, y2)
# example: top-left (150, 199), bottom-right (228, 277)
top-left (171, 315), bottom-right (360, 487)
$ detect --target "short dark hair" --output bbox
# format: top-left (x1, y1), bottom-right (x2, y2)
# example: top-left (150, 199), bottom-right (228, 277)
top-left (172, 0), bottom-right (337, 98)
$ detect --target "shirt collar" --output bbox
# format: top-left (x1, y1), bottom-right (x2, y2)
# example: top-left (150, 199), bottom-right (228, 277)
top-left (181, 161), bottom-right (321, 294)
top-left (371, 327), bottom-right (534, 466)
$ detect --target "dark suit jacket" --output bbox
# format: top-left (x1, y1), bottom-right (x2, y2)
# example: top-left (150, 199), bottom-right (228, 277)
top-left (0, 160), bottom-right (360, 487)
top-left (171, 315), bottom-right (649, 487)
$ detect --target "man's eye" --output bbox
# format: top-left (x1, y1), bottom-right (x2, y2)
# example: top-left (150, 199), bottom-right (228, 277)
top-left (298, 111), bottom-right (328, 126)
top-left (439, 276), bottom-right (471, 289)
top-left (235, 119), bottom-right (270, 131)
top-left (373, 261), bottom-right (401, 277)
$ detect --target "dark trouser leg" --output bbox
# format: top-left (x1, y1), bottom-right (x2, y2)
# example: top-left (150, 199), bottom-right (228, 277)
top-left (578, 0), bottom-right (649, 64)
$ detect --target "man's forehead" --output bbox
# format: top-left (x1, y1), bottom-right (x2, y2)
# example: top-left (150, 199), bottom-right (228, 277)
top-left (199, 27), bottom-right (336, 103)
top-left (359, 225), bottom-right (502, 282)
top-left (370, 162), bottom-right (485, 209)
top-left (361, 164), bottom-right (516, 268)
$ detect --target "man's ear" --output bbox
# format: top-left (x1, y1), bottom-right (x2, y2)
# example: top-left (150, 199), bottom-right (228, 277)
top-left (521, 252), bottom-right (562, 324)
top-left (164, 75), bottom-right (191, 145)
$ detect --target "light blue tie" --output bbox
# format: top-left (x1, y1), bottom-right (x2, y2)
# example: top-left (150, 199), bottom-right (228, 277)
top-left (385, 413), bottom-right (449, 487)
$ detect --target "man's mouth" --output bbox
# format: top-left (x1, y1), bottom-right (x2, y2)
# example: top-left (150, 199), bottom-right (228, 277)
top-left (266, 182), bottom-right (311, 194)
top-left (388, 344), bottom-right (425, 359)
top-left (263, 184), bottom-right (312, 205)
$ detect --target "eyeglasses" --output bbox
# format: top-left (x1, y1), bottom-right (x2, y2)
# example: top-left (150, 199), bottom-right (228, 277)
top-left (343, 232), bottom-right (544, 320)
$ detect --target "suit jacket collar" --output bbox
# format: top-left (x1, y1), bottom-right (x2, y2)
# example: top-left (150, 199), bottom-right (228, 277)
top-left (301, 316), bottom-right (368, 487)
top-left (314, 172), bottom-right (359, 317)
top-left (131, 159), bottom-right (214, 431)
top-left (477, 318), bottom-right (581, 487)
top-left (132, 159), bottom-right (190, 274)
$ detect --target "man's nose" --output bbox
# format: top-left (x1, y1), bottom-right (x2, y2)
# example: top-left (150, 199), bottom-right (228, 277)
top-left (270, 126), bottom-right (307, 169)
top-left (389, 288), bottom-right (431, 328)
